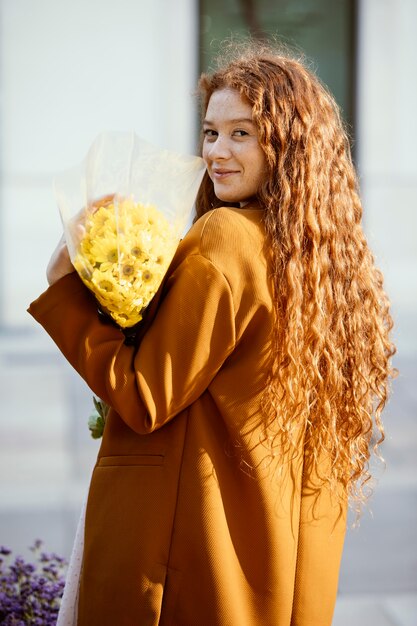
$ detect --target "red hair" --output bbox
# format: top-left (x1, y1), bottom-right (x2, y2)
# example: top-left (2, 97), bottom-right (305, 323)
top-left (196, 42), bottom-right (396, 511)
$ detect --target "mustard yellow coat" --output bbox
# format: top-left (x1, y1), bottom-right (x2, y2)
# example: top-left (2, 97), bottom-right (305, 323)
top-left (29, 207), bottom-right (346, 626)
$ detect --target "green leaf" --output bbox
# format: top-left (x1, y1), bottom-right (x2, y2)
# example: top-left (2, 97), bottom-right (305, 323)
top-left (88, 414), bottom-right (105, 439)
top-left (88, 397), bottom-right (109, 438)
top-left (93, 396), bottom-right (101, 414)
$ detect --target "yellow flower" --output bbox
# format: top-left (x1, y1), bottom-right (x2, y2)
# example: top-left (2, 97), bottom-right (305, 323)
top-left (142, 269), bottom-right (153, 283)
top-left (89, 237), bottom-right (119, 265)
top-left (73, 198), bottom-right (178, 327)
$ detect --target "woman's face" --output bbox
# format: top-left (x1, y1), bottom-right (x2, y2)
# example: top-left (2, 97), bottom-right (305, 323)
top-left (202, 88), bottom-right (267, 205)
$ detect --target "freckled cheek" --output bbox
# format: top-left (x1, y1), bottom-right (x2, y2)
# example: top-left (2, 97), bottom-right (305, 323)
top-left (201, 147), bottom-right (213, 173)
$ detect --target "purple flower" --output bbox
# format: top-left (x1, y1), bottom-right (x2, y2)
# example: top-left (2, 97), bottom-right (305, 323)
top-left (0, 547), bottom-right (11, 557)
top-left (0, 542), bottom-right (68, 625)
top-left (29, 541), bottom-right (43, 553)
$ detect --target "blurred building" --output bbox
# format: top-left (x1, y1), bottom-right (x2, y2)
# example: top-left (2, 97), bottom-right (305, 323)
top-left (0, 0), bottom-right (416, 623)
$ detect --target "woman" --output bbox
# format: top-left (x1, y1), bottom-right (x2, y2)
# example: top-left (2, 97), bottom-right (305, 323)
top-left (29, 43), bottom-right (395, 626)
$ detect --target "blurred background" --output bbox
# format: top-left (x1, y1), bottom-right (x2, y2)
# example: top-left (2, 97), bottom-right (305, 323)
top-left (0, 0), bottom-right (416, 624)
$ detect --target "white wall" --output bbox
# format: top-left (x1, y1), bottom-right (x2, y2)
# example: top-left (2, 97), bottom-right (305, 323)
top-left (0, 0), bottom-right (200, 560)
top-left (357, 0), bottom-right (417, 356)
top-left (0, 0), bottom-right (199, 326)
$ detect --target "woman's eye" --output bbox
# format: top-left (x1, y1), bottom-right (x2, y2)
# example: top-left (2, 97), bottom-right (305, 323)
top-left (233, 130), bottom-right (249, 137)
top-left (203, 129), bottom-right (217, 137)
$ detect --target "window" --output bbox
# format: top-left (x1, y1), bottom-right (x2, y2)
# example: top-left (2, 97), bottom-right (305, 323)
top-left (199, 0), bottom-right (356, 129)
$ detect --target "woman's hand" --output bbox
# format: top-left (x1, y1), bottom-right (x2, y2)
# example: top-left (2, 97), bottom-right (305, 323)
top-left (46, 195), bottom-right (114, 286)
top-left (46, 234), bottom-right (75, 286)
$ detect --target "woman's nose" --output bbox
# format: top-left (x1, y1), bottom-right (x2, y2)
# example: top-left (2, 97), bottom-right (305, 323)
top-left (207, 135), bottom-right (232, 160)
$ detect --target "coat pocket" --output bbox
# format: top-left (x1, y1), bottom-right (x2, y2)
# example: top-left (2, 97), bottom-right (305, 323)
top-left (97, 454), bottom-right (164, 467)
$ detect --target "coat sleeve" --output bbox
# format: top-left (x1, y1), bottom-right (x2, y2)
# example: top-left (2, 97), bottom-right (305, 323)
top-left (28, 252), bottom-right (236, 435)
top-left (290, 451), bottom-right (347, 626)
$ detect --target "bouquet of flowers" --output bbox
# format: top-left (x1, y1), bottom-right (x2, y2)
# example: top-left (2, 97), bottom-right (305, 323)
top-left (72, 196), bottom-right (178, 327)
top-left (55, 131), bottom-right (205, 328)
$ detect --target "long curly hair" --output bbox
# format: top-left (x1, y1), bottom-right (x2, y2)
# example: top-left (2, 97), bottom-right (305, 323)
top-left (196, 41), bottom-right (396, 510)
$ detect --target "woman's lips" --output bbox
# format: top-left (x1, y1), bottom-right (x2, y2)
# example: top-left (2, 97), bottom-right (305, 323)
top-left (212, 169), bottom-right (239, 179)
